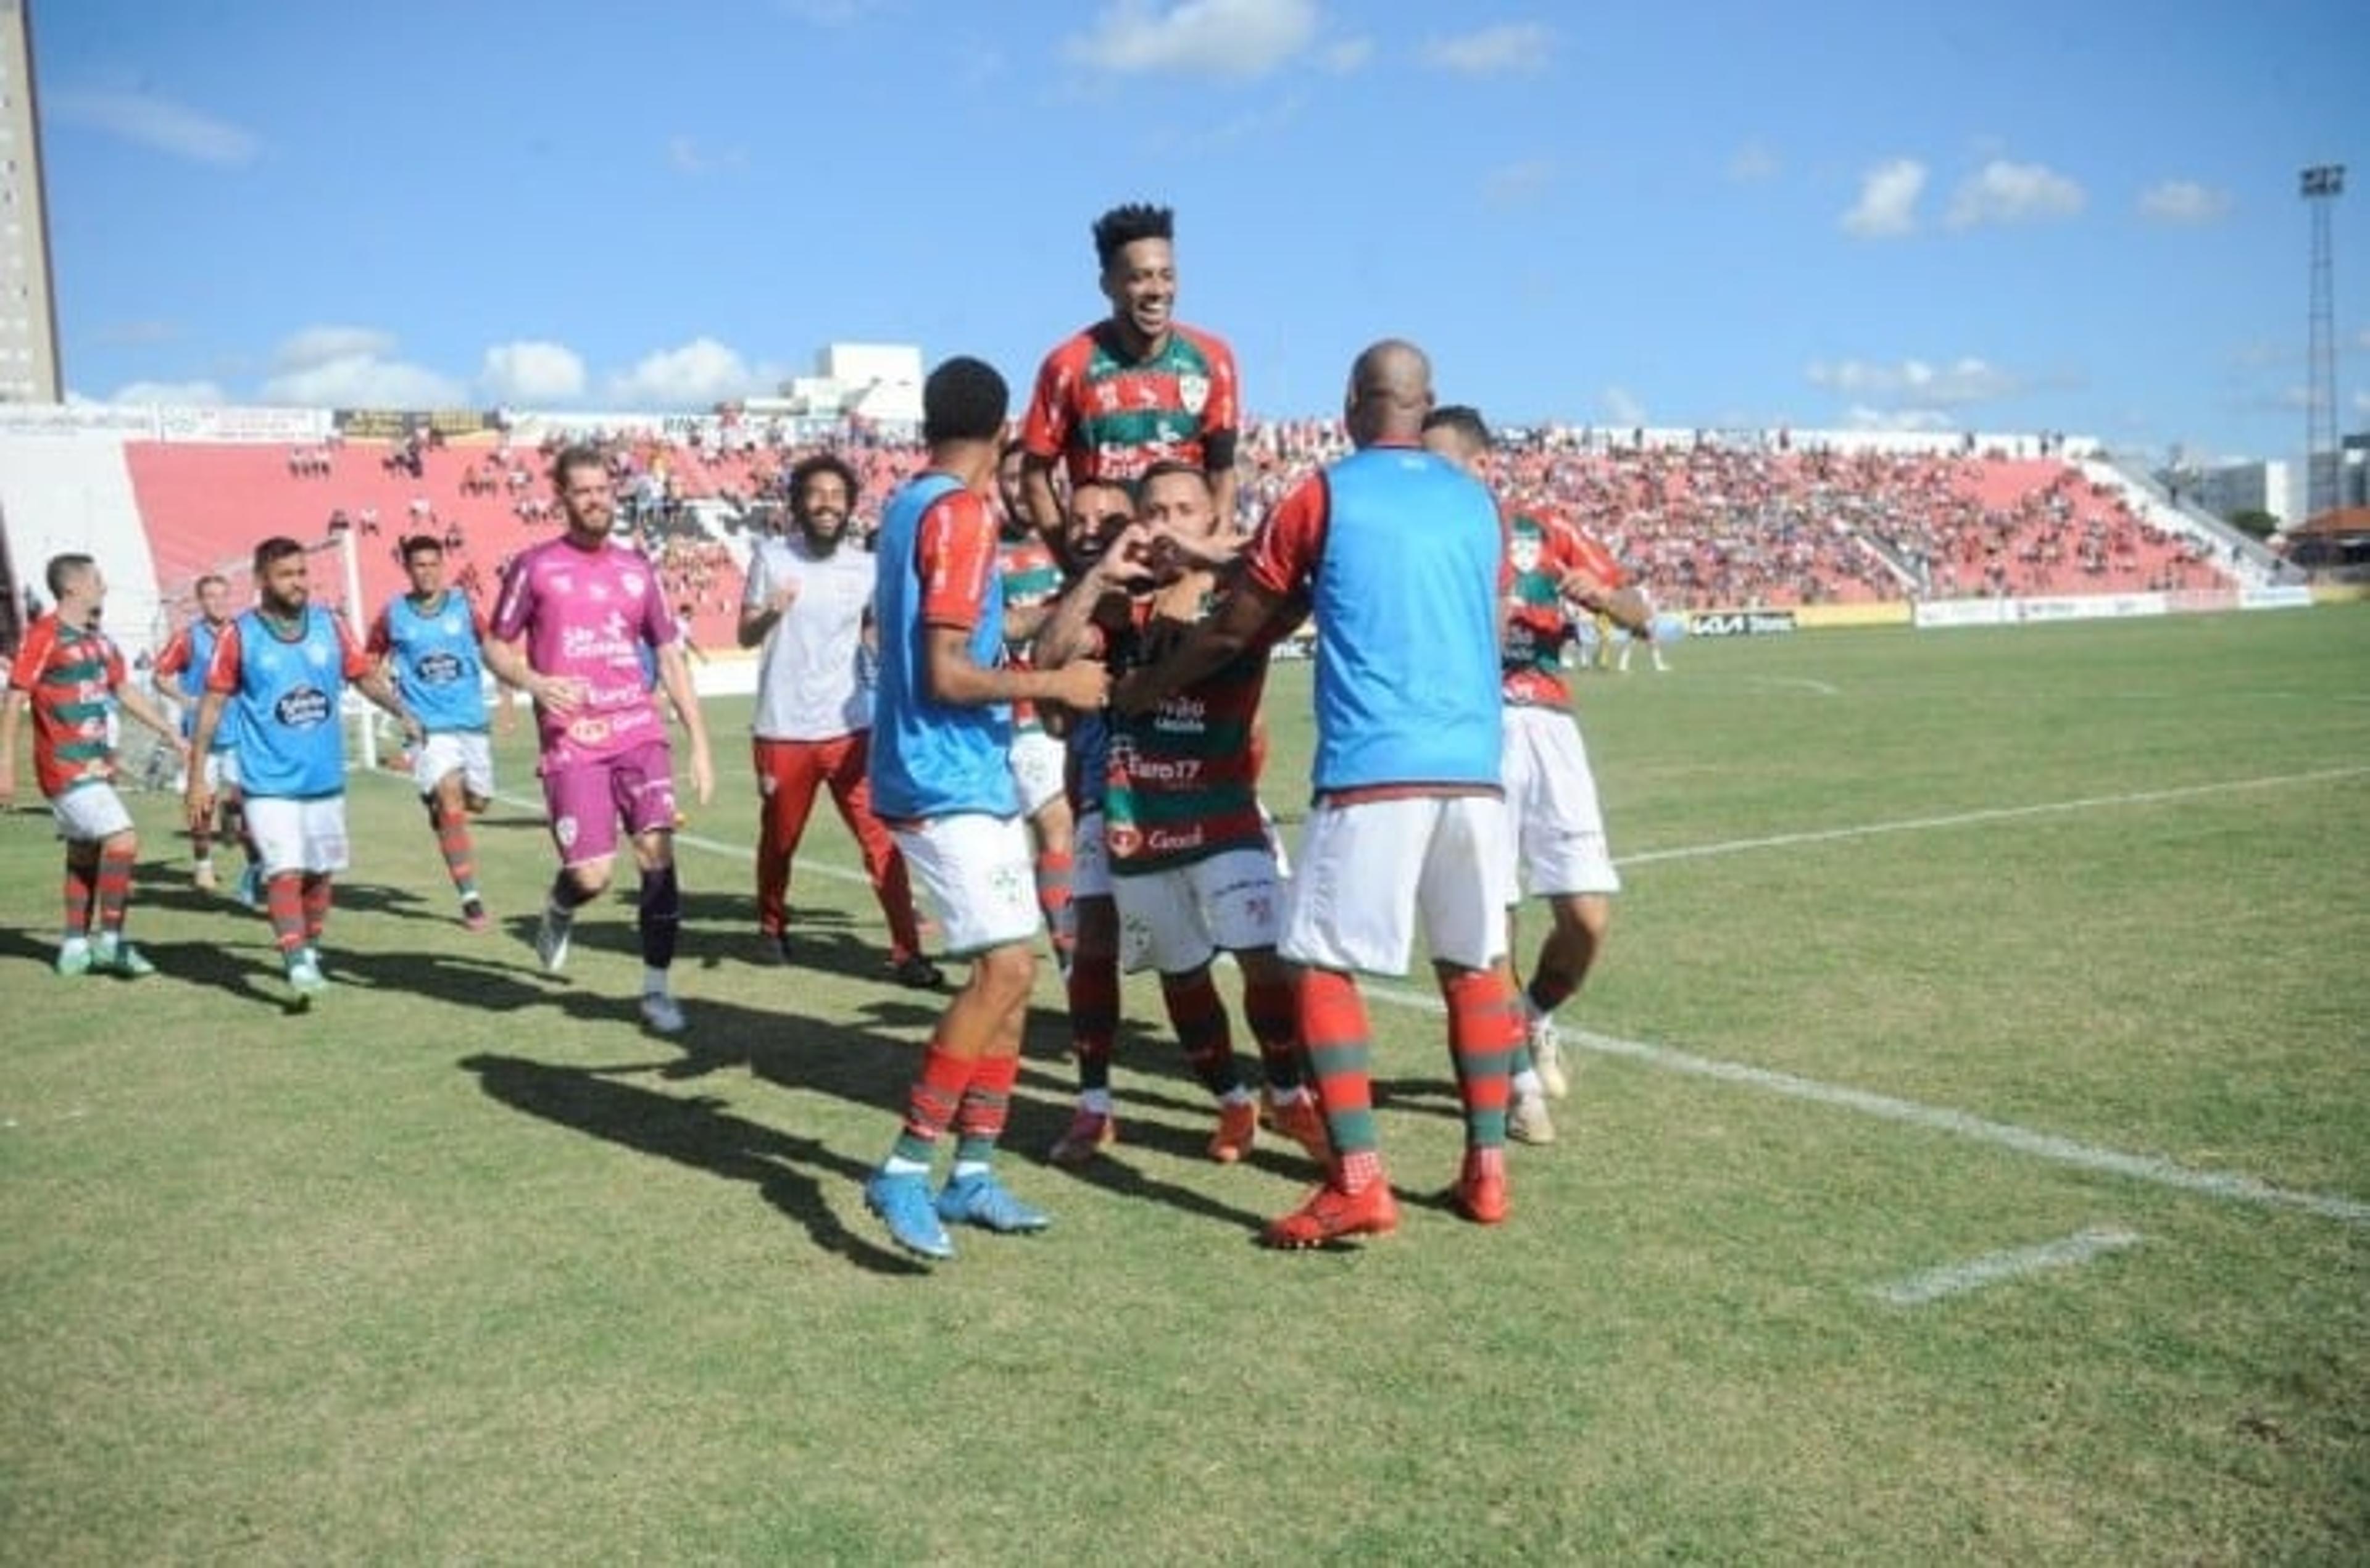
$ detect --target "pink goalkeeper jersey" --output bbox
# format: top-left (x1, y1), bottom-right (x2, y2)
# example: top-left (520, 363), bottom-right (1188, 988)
top-left (492, 534), bottom-right (674, 770)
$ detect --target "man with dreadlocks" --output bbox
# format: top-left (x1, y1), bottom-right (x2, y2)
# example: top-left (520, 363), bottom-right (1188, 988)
top-left (1018, 201), bottom-right (1241, 547)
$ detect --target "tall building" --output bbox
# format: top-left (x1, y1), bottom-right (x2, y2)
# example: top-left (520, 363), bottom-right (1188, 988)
top-left (0, 0), bottom-right (60, 404)
top-left (2189, 460), bottom-right (2293, 526)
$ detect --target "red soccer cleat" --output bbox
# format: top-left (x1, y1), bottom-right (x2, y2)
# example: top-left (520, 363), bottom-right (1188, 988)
top-left (1261, 1179), bottom-right (1399, 1249)
top-left (1452, 1148), bottom-right (1510, 1226)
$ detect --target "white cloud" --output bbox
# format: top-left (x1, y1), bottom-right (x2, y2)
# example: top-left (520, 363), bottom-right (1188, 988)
top-left (2138, 179), bottom-right (2231, 225)
top-left (1602, 386), bottom-right (1647, 426)
top-left (1318, 36), bottom-right (1374, 73)
top-left (1841, 158), bottom-right (1926, 238)
top-left (47, 88), bottom-right (261, 167)
top-left (260, 326), bottom-right (467, 407)
top-left (480, 341), bottom-right (588, 404)
top-left (1946, 159), bottom-right (2085, 229)
top-left (667, 136), bottom-right (747, 176)
top-left (1065, 0), bottom-right (1320, 80)
top-left (605, 338), bottom-right (778, 407)
top-left (1420, 23), bottom-right (1553, 75)
top-left (109, 379), bottom-right (227, 406)
top-left (1808, 357), bottom-right (2024, 405)
top-left (274, 325), bottom-right (397, 371)
top-left (1728, 143), bottom-right (1779, 182)
top-left (1481, 159), bottom-right (1555, 208)
top-left (1842, 405), bottom-right (1957, 433)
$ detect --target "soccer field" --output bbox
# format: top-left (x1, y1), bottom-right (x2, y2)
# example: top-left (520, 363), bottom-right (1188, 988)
top-left (3, 608), bottom-right (2366, 1564)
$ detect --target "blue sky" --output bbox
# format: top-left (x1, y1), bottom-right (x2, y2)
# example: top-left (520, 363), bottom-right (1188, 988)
top-left (31, 0), bottom-right (2368, 463)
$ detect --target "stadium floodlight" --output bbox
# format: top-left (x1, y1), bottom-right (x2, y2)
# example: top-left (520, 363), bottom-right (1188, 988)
top-left (2301, 165), bottom-right (2345, 517)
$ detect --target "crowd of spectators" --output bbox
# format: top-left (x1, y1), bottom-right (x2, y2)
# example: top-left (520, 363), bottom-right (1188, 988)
top-left (265, 417), bottom-right (2224, 621)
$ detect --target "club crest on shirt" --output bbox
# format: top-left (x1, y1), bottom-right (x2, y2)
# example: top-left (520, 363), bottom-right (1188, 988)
top-left (1509, 535), bottom-right (1541, 575)
top-left (1178, 373), bottom-right (1208, 415)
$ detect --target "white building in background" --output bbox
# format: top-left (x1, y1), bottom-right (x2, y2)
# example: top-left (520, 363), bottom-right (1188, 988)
top-left (2189, 458), bottom-right (2293, 525)
top-left (756, 342), bottom-right (923, 426)
top-left (0, 0), bottom-right (62, 404)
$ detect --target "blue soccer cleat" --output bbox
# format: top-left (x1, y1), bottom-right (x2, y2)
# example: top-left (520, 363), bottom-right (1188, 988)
top-left (865, 1168), bottom-right (954, 1260)
top-left (936, 1171), bottom-right (1051, 1235)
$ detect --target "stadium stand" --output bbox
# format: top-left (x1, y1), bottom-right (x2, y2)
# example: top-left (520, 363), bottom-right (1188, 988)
top-left (0, 412), bottom-right (2249, 671)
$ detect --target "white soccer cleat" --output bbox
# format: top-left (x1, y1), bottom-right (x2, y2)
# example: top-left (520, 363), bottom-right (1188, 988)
top-left (639, 990), bottom-right (687, 1035)
top-left (534, 904), bottom-right (574, 974)
top-left (1530, 1013), bottom-right (1570, 1101)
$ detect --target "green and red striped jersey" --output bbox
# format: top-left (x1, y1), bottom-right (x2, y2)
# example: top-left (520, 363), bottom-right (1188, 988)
top-left (7, 613), bottom-right (127, 799)
top-left (1022, 320), bottom-right (1239, 489)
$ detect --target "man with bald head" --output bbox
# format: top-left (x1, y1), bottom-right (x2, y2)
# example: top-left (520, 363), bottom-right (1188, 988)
top-left (1117, 339), bottom-right (1525, 1247)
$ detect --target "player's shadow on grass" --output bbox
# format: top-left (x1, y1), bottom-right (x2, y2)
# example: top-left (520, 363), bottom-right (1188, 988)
top-left (324, 944), bottom-right (567, 1012)
top-left (603, 988), bottom-right (1276, 1240)
top-left (460, 1052), bottom-right (927, 1276)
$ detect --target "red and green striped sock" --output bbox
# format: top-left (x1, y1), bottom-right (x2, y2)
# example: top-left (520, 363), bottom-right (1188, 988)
top-left (60, 847), bottom-right (97, 937)
top-left (94, 842), bottom-right (136, 937)
top-left (1444, 968), bottom-right (1523, 1149)
top-left (952, 1051), bottom-right (1021, 1168)
top-left (265, 873), bottom-right (307, 955)
top-left (300, 873), bottom-right (333, 945)
top-left (430, 799), bottom-right (479, 898)
top-left (1298, 966), bottom-right (1376, 1159)
top-left (892, 1040), bottom-right (975, 1166)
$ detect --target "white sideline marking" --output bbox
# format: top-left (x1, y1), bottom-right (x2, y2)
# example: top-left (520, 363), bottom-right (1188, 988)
top-left (1742, 675), bottom-right (1841, 697)
top-left (1357, 979), bottom-right (2370, 1227)
top-left (1874, 1227), bottom-right (2142, 1306)
top-left (457, 777), bottom-right (2370, 1229)
top-left (1616, 764), bottom-right (2370, 868)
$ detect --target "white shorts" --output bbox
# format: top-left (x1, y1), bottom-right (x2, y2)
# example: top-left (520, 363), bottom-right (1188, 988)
top-left (889, 812), bottom-right (1041, 958)
top-left (1008, 730), bottom-right (1066, 818)
top-left (244, 795), bottom-right (353, 877)
top-left (1260, 799), bottom-right (1292, 881)
top-left (1112, 846), bottom-right (1284, 975)
top-left (1502, 705), bottom-right (1621, 898)
top-left (1071, 808), bottom-right (1112, 900)
top-left (52, 782), bottom-right (134, 844)
top-left (1281, 794), bottom-right (1515, 975)
top-left (414, 730), bottom-right (495, 802)
top-left (206, 749), bottom-right (241, 793)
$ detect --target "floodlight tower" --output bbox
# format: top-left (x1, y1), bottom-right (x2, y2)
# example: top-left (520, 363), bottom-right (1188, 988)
top-left (2301, 164), bottom-right (2345, 518)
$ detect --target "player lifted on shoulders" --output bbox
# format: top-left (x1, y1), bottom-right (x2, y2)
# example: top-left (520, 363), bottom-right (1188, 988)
top-left (1019, 202), bottom-right (1240, 545)
top-left (1423, 406), bottom-right (1653, 1143)
top-left (1, 554), bottom-right (187, 977)
top-left (367, 534), bottom-right (502, 932)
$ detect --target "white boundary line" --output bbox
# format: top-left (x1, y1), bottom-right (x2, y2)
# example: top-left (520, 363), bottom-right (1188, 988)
top-left (1352, 981), bottom-right (2370, 1227)
top-left (461, 773), bottom-right (2370, 1229)
top-left (1616, 764), bottom-right (2370, 867)
top-left (1873, 1227), bottom-right (2143, 1306)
